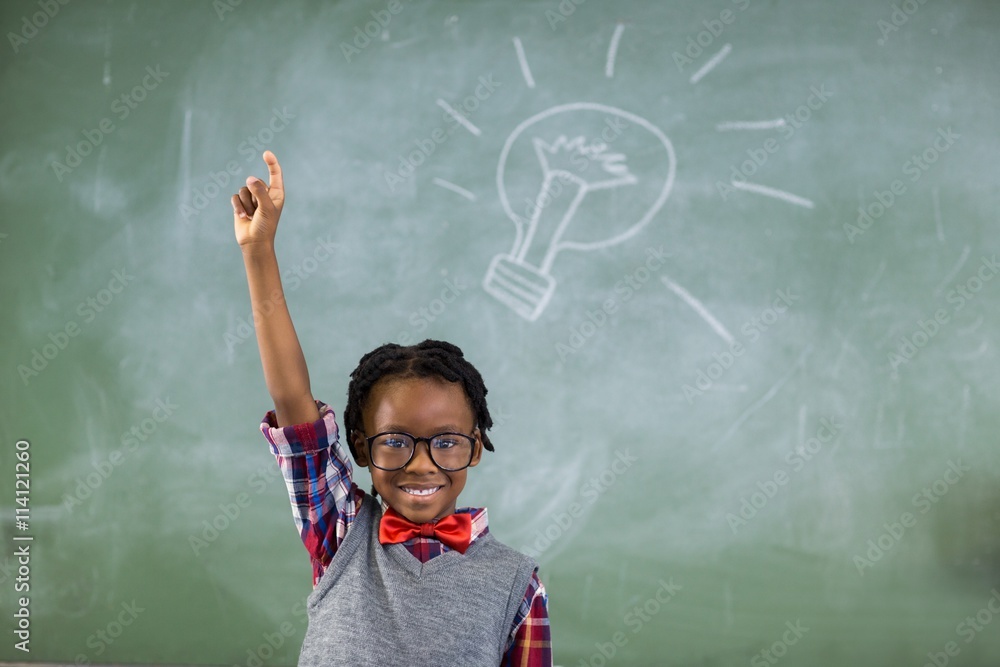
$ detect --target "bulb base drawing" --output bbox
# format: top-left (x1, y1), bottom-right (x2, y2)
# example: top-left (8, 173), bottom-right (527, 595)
top-left (483, 254), bottom-right (555, 322)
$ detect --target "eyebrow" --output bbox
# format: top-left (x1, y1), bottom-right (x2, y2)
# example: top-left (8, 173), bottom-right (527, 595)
top-left (376, 424), bottom-right (469, 434)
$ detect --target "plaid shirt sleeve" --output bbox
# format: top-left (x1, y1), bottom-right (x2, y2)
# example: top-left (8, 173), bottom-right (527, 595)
top-left (502, 573), bottom-right (552, 667)
top-left (260, 400), bottom-right (363, 587)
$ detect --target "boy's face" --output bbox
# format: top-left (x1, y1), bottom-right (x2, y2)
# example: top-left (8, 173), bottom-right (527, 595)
top-left (353, 376), bottom-right (482, 524)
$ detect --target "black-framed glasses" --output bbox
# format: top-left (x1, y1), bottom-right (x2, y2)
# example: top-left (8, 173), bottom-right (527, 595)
top-left (364, 431), bottom-right (477, 472)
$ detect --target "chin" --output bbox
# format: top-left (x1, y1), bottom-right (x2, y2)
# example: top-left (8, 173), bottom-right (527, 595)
top-left (394, 494), bottom-right (455, 521)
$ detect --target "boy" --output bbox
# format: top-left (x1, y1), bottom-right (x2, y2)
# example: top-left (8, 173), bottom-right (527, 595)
top-left (233, 151), bottom-right (552, 665)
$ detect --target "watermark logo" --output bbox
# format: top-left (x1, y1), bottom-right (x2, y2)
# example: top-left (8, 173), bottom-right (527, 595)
top-left (577, 577), bottom-right (682, 666)
top-left (522, 448), bottom-right (637, 558)
top-left (877, 0), bottom-right (934, 46)
top-left (921, 589), bottom-right (1000, 667)
top-left (885, 255), bottom-right (999, 373)
top-left (224, 235), bottom-right (337, 352)
top-left (50, 67), bottom-right (169, 181)
top-left (751, 620), bottom-right (809, 667)
top-left (189, 463), bottom-right (285, 555)
top-left (671, 0), bottom-right (752, 73)
top-left (716, 85), bottom-right (832, 202)
top-left (844, 127), bottom-right (959, 244)
top-left (180, 107), bottom-right (295, 221)
top-left (545, 0), bottom-right (589, 30)
top-left (682, 288), bottom-right (799, 402)
top-left (339, 0), bottom-right (412, 62)
top-left (74, 600), bottom-right (145, 663)
top-left (383, 75), bottom-right (501, 192)
top-left (7, 0), bottom-right (70, 54)
top-left (395, 276), bottom-right (468, 346)
top-left (853, 459), bottom-right (969, 574)
top-left (62, 397), bottom-right (178, 512)
top-left (555, 246), bottom-right (668, 361)
top-left (726, 417), bottom-right (842, 533)
top-left (17, 267), bottom-right (134, 385)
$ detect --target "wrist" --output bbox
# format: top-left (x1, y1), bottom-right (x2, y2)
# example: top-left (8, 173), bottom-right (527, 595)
top-left (241, 241), bottom-right (277, 264)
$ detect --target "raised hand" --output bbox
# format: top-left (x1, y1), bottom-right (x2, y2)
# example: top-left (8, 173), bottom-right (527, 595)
top-left (232, 150), bottom-right (285, 249)
top-left (231, 149), bottom-right (317, 426)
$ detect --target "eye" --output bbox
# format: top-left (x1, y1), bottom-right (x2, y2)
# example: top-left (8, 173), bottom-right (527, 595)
top-left (431, 435), bottom-right (461, 449)
top-left (378, 435), bottom-right (411, 449)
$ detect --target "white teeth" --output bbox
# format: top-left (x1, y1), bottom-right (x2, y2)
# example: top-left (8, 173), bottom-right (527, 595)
top-left (402, 487), bottom-right (441, 496)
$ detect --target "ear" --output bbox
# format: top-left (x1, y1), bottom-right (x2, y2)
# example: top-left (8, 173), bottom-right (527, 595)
top-left (351, 431), bottom-right (371, 468)
top-left (468, 428), bottom-right (484, 468)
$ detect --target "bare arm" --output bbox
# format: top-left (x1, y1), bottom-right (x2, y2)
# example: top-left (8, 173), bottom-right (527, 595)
top-left (232, 151), bottom-right (319, 427)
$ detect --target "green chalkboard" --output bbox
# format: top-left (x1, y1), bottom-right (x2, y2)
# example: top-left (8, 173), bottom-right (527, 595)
top-left (2, 0), bottom-right (1000, 664)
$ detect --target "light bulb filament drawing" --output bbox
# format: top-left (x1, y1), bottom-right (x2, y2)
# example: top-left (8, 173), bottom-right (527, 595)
top-left (516, 136), bottom-right (637, 275)
top-left (484, 103), bottom-right (676, 321)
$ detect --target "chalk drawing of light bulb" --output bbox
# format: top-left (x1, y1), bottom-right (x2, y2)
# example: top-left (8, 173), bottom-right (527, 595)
top-left (483, 102), bottom-right (676, 321)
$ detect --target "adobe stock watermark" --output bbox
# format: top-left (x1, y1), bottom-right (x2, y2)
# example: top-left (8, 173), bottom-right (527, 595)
top-left (395, 276), bottom-right (468, 346)
top-left (73, 600), bottom-right (145, 665)
top-left (50, 66), bottom-right (169, 181)
top-left (920, 588), bottom-right (1000, 667)
top-left (383, 74), bottom-right (501, 192)
top-left (751, 620), bottom-right (810, 667)
top-left (180, 106), bottom-right (296, 221)
top-left (726, 417), bottom-right (843, 534)
top-left (521, 448), bottom-right (638, 558)
top-left (671, 0), bottom-right (751, 74)
top-left (853, 459), bottom-right (969, 575)
top-left (544, 0), bottom-right (588, 30)
top-left (555, 246), bottom-right (669, 362)
top-left (843, 126), bottom-right (959, 244)
top-left (886, 254), bottom-right (999, 373)
top-left (877, 0), bottom-right (933, 46)
top-left (577, 578), bottom-right (682, 667)
top-left (681, 288), bottom-right (799, 402)
top-left (212, 0), bottom-right (242, 20)
top-left (62, 397), bottom-right (178, 513)
top-left (489, 404), bottom-right (512, 430)
top-left (16, 267), bottom-right (134, 385)
top-left (235, 599), bottom-right (310, 667)
top-left (224, 235), bottom-right (338, 352)
top-left (716, 84), bottom-right (833, 202)
top-left (7, 0), bottom-right (69, 53)
top-left (0, 555), bottom-right (16, 587)
top-left (339, 0), bottom-right (412, 62)
top-left (189, 460), bottom-right (285, 555)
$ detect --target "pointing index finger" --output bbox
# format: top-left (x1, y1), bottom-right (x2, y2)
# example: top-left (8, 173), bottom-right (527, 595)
top-left (262, 150), bottom-right (283, 194)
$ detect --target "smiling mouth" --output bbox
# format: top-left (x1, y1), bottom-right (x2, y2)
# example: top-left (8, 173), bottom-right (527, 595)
top-left (401, 486), bottom-right (442, 497)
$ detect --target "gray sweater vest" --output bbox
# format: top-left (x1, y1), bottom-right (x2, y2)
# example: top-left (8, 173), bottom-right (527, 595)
top-left (298, 495), bottom-right (538, 666)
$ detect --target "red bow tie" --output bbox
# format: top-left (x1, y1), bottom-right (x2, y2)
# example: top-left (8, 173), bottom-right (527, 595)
top-left (378, 507), bottom-right (472, 554)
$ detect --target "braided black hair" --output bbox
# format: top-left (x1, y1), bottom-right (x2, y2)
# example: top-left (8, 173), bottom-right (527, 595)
top-left (343, 340), bottom-right (494, 462)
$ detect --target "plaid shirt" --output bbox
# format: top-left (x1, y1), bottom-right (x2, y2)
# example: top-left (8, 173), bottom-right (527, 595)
top-left (261, 401), bottom-right (552, 667)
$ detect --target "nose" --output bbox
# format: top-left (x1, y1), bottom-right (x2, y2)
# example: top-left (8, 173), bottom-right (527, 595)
top-left (403, 440), bottom-right (438, 474)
